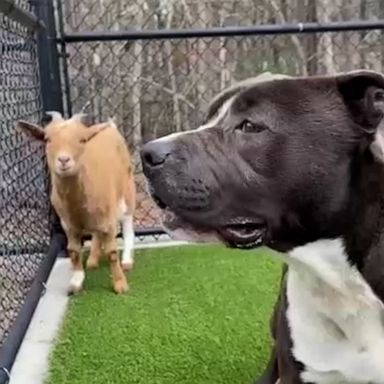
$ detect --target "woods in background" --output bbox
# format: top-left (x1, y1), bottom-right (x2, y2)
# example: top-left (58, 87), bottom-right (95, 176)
top-left (60, 0), bottom-right (384, 228)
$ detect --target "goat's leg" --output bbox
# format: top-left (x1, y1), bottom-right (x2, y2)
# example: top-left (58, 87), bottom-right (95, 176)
top-left (122, 178), bottom-right (136, 272)
top-left (67, 232), bottom-right (85, 295)
top-left (86, 234), bottom-right (102, 270)
top-left (121, 213), bottom-right (134, 271)
top-left (101, 231), bottom-right (128, 294)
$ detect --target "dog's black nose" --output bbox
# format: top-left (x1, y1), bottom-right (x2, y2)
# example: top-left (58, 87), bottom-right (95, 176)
top-left (141, 140), bottom-right (172, 168)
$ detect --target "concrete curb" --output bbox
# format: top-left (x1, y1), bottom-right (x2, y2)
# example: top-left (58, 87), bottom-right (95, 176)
top-left (9, 258), bottom-right (72, 384)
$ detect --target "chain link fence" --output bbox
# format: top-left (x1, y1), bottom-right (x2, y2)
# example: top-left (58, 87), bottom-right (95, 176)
top-left (0, 2), bottom-right (50, 348)
top-left (61, 0), bottom-right (384, 31)
top-left (58, 0), bottom-right (384, 234)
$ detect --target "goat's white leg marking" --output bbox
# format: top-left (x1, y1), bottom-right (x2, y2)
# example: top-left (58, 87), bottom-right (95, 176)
top-left (69, 270), bottom-right (85, 293)
top-left (117, 199), bottom-right (134, 270)
top-left (60, 219), bottom-right (68, 232)
top-left (122, 214), bottom-right (134, 271)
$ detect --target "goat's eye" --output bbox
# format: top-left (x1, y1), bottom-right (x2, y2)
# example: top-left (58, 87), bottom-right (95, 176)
top-left (79, 138), bottom-right (86, 144)
top-left (44, 136), bottom-right (51, 143)
top-left (236, 120), bottom-right (267, 134)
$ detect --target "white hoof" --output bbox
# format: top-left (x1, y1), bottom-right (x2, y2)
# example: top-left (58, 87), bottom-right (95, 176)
top-left (121, 259), bottom-right (134, 272)
top-left (68, 270), bottom-right (85, 295)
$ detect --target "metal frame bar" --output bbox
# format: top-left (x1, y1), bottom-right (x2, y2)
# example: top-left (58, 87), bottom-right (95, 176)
top-left (60, 19), bottom-right (384, 43)
top-left (0, 0), bottom-right (45, 31)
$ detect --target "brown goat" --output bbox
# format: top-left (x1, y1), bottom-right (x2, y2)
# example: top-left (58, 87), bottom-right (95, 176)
top-left (17, 112), bottom-right (136, 294)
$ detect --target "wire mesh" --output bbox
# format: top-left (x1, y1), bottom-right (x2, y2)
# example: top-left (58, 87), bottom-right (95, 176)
top-left (60, 26), bottom-right (384, 234)
top-left (57, 0), bottom-right (384, 239)
top-left (0, 8), bottom-right (50, 346)
top-left (13, 0), bottom-right (34, 12)
top-left (60, 0), bottom-right (384, 32)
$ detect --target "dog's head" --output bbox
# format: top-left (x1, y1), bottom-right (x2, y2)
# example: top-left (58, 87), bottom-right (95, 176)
top-left (141, 70), bottom-right (384, 252)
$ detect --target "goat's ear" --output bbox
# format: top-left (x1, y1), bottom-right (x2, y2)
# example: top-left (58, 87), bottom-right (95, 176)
top-left (336, 70), bottom-right (384, 134)
top-left (83, 122), bottom-right (110, 142)
top-left (16, 120), bottom-right (45, 141)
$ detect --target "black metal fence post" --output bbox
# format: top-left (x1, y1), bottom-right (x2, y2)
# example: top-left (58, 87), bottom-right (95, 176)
top-left (35, 0), bottom-right (63, 114)
top-left (35, 0), bottom-right (67, 256)
top-left (0, 1), bottom-right (68, 381)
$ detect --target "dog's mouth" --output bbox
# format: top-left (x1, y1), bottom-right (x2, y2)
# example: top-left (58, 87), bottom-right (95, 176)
top-left (152, 193), bottom-right (168, 209)
top-left (217, 222), bottom-right (266, 249)
top-left (152, 191), bottom-right (266, 249)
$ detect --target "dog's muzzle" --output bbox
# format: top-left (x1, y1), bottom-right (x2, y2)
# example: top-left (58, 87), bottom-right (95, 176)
top-left (140, 139), bottom-right (268, 250)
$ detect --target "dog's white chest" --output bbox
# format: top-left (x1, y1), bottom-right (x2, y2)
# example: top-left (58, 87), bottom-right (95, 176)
top-left (285, 239), bottom-right (384, 384)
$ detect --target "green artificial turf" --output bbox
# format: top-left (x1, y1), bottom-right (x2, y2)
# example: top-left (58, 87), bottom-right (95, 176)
top-left (45, 244), bottom-right (282, 384)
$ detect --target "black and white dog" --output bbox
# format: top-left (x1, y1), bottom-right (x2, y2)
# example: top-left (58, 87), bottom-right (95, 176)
top-left (140, 70), bottom-right (384, 384)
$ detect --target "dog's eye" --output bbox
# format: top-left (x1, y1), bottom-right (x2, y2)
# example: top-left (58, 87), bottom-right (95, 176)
top-left (236, 120), bottom-right (267, 134)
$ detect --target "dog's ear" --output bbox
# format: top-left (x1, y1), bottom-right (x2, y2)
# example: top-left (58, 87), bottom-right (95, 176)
top-left (337, 70), bottom-right (384, 134)
top-left (336, 70), bottom-right (384, 162)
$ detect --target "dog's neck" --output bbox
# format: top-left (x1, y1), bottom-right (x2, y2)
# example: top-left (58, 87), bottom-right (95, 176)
top-left (343, 153), bottom-right (384, 299)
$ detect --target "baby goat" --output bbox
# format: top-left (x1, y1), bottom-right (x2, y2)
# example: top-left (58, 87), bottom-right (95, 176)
top-left (17, 112), bottom-right (136, 294)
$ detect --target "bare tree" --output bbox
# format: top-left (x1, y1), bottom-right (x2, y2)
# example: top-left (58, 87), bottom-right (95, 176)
top-left (162, 1), bottom-right (182, 132)
top-left (269, 0), bottom-right (308, 76)
top-left (131, 0), bottom-right (145, 163)
top-left (316, 0), bottom-right (336, 74)
top-left (195, 0), bottom-right (211, 111)
top-left (62, 0), bottom-right (384, 229)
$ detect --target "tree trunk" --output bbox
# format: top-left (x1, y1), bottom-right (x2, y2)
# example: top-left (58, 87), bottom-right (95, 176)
top-left (317, 0), bottom-right (336, 74)
top-left (305, 0), bottom-right (318, 75)
top-left (269, 0), bottom-right (308, 75)
top-left (219, 10), bottom-right (229, 90)
top-left (196, 1), bottom-right (210, 113)
top-left (131, 0), bottom-right (145, 165)
top-left (379, 0), bottom-right (384, 71)
top-left (164, 4), bottom-right (182, 132)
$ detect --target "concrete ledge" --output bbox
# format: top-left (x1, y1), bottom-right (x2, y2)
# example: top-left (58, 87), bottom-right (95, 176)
top-left (9, 258), bottom-right (72, 384)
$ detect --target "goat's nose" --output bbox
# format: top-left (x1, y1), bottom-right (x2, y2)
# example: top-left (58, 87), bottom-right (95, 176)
top-left (140, 140), bottom-right (172, 168)
top-left (58, 154), bottom-right (70, 165)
